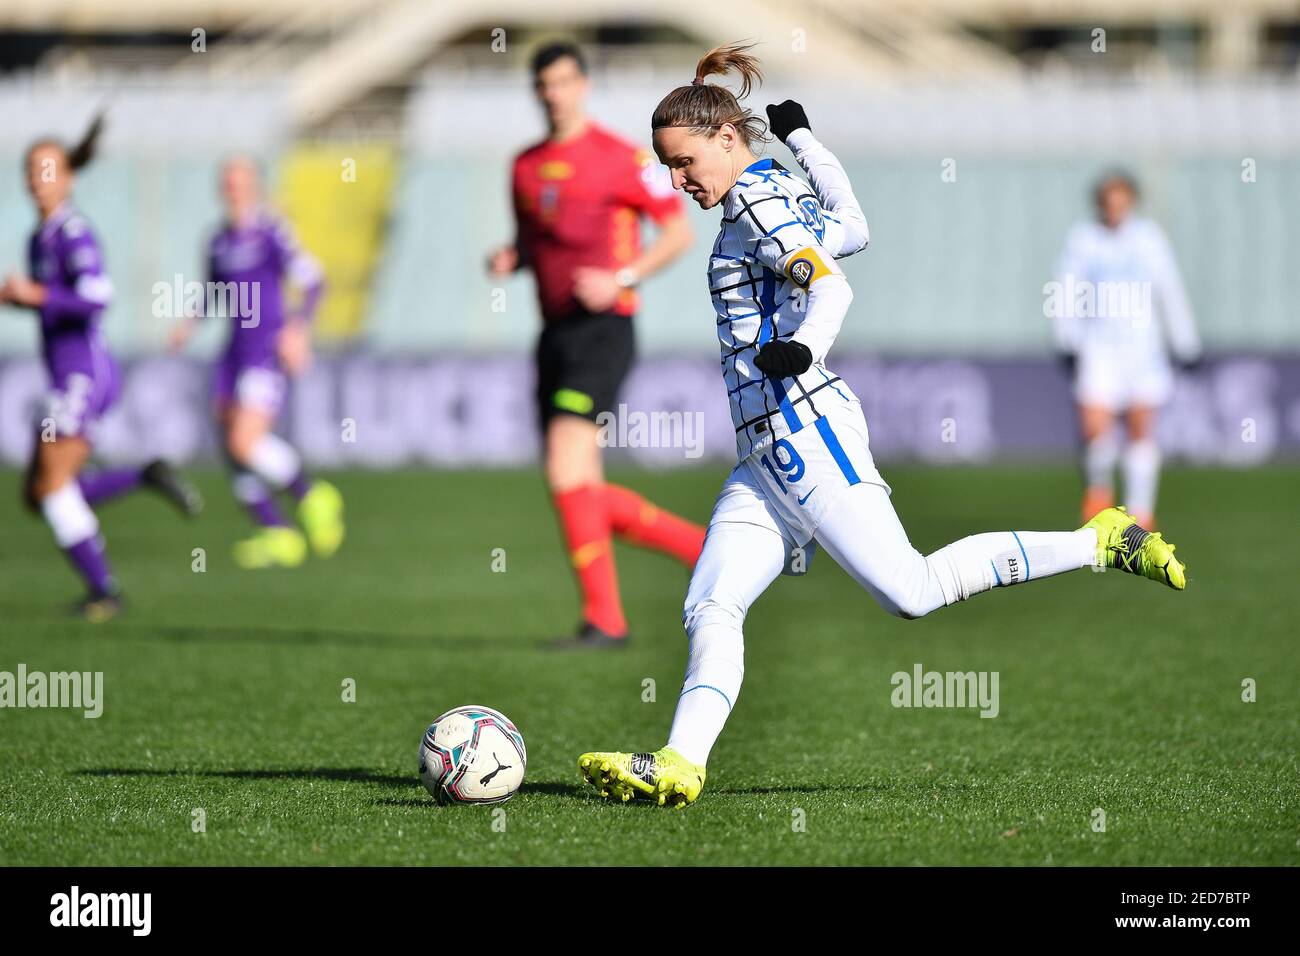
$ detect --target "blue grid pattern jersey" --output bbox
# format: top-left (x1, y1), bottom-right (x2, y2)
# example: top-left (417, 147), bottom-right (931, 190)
top-left (710, 157), bottom-right (861, 460)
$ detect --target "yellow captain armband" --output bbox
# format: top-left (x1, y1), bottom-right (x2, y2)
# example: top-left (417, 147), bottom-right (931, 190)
top-left (783, 247), bottom-right (833, 288)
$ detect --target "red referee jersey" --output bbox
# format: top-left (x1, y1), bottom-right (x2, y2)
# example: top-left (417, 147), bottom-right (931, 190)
top-left (512, 121), bottom-right (682, 321)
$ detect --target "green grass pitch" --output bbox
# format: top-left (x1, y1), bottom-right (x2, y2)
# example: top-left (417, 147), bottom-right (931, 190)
top-left (0, 463), bottom-right (1295, 866)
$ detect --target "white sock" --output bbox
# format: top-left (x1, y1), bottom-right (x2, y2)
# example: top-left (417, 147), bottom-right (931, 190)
top-left (928, 529), bottom-right (1097, 603)
top-left (40, 481), bottom-right (100, 547)
top-left (666, 517), bottom-right (787, 767)
top-left (1084, 429), bottom-right (1119, 493)
top-left (1123, 438), bottom-right (1161, 519)
top-left (247, 433), bottom-right (301, 488)
top-left (231, 470), bottom-right (270, 504)
top-left (667, 617), bottom-right (746, 767)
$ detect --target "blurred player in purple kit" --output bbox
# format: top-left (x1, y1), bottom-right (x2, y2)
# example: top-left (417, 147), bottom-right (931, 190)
top-left (171, 156), bottom-right (344, 568)
top-left (1, 117), bottom-right (202, 621)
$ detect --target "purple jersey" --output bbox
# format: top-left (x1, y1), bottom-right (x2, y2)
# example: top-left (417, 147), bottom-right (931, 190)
top-left (206, 209), bottom-right (323, 366)
top-left (30, 205), bottom-right (113, 380)
top-left (28, 205), bottom-right (118, 438)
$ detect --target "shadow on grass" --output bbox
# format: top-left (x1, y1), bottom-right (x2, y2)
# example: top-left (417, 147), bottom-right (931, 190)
top-left (374, 780), bottom-right (586, 809)
top-left (76, 767), bottom-right (413, 789)
top-left (77, 769), bottom-right (590, 804)
top-left (124, 624), bottom-right (531, 652)
top-left (16, 618), bottom-right (661, 655)
top-left (375, 798), bottom-right (434, 808)
top-left (711, 784), bottom-right (893, 796)
top-left (711, 779), bottom-right (981, 797)
top-left (519, 781), bottom-right (586, 798)
top-left (373, 781), bottom-right (912, 808)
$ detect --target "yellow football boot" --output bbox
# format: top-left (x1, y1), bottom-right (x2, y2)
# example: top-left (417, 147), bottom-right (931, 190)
top-left (298, 480), bottom-right (345, 558)
top-left (233, 526), bottom-right (308, 570)
top-left (1083, 506), bottom-right (1186, 590)
top-left (578, 748), bottom-right (706, 808)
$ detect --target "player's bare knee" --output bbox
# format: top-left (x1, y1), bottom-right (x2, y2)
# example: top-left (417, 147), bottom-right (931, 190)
top-left (28, 470), bottom-right (67, 506)
top-left (545, 461), bottom-right (583, 494)
top-left (545, 445), bottom-right (599, 492)
top-left (544, 415), bottom-right (602, 488)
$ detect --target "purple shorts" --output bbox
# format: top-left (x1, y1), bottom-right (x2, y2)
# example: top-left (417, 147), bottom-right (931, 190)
top-left (213, 357), bottom-right (287, 418)
top-left (42, 357), bottom-right (120, 443)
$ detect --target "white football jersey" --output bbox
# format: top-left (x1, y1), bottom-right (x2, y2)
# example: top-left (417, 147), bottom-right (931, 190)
top-left (1053, 217), bottom-right (1200, 362)
top-left (710, 157), bottom-right (862, 460)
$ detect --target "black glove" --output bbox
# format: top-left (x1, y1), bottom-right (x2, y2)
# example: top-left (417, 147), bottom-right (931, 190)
top-left (765, 100), bottom-right (810, 144)
top-left (1058, 352), bottom-right (1077, 377)
top-left (754, 340), bottom-right (813, 378)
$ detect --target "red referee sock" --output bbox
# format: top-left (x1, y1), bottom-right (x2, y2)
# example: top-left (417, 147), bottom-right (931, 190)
top-left (604, 483), bottom-right (705, 567)
top-left (552, 485), bottom-right (627, 637)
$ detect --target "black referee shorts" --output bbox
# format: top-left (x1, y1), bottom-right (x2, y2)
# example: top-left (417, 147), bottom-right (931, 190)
top-left (535, 310), bottom-right (636, 430)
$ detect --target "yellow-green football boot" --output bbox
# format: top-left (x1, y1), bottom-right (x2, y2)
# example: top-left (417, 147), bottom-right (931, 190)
top-left (578, 747), bottom-right (706, 808)
top-left (1083, 506), bottom-right (1186, 590)
top-left (233, 526), bottom-right (308, 570)
top-left (298, 480), bottom-right (345, 558)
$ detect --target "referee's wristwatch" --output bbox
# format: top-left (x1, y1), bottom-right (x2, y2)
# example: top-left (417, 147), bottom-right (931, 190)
top-left (614, 267), bottom-right (639, 289)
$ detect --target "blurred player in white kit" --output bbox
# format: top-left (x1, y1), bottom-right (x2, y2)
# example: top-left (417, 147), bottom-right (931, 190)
top-left (1053, 172), bottom-right (1202, 528)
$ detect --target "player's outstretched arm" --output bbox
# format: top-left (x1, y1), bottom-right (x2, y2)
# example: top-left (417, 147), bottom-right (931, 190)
top-left (766, 100), bottom-right (869, 258)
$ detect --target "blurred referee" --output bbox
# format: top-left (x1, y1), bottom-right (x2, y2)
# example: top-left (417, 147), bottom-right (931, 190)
top-left (488, 42), bottom-right (703, 649)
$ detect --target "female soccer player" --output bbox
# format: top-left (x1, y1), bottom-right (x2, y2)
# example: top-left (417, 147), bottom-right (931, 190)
top-left (1054, 172), bottom-right (1201, 528)
top-left (578, 45), bottom-right (1188, 807)
top-left (171, 156), bottom-right (343, 569)
top-left (488, 42), bottom-right (705, 648)
top-left (1, 117), bottom-right (201, 621)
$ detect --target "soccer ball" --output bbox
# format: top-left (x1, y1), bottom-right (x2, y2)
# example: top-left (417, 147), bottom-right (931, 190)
top-left (418, 705), bottom-right (526, 805)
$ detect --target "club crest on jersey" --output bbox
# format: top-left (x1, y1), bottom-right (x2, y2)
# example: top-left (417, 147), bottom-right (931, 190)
top-left (788, 257), bottom-right (815, 288)
top-left (538, 160), bottom-right (573, 180)
top-left (797, 196), bottom-right (826, 242)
